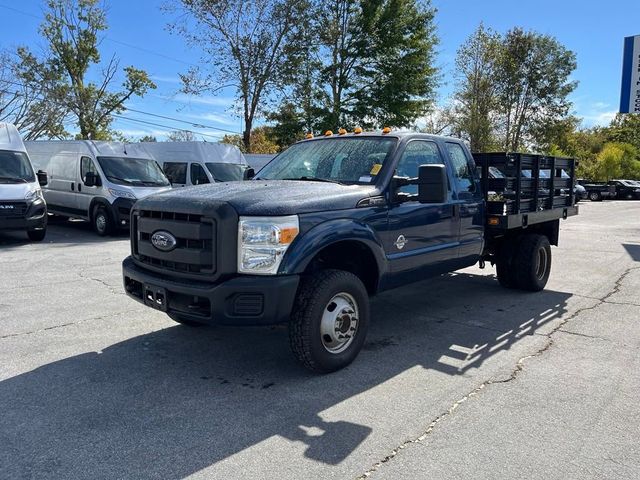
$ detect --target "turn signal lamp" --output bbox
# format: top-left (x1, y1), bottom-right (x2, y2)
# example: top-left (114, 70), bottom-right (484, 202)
top-left (338, 128), bottom-right (347, 135)
top-left (488, 217), bottom-right (500, 226)
top-left (324, 130), bottom-right (333, 136)
top-left (353, 127), bottom-right (363, 134)
top-left (305, 132), bottom-right (313, 139)
top-left (382, 127), bottom-right (392, 134)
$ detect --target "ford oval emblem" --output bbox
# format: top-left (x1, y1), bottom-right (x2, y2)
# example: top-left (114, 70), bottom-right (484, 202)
top-left (151, 230), bottom-right (177, 252)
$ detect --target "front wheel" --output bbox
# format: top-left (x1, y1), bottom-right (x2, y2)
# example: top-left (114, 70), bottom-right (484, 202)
top-left (27, 229), bottom-right (46, 241)
top-left (589, 191), bottom-right (601, 202)
top-left (289, 269), bottom-right (369, 373)
top-left (92, 205), bottom-right (113, 236)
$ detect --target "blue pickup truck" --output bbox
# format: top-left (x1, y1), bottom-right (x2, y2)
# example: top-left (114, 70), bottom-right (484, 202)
top-left (122, 131), bottom-right (578, 372)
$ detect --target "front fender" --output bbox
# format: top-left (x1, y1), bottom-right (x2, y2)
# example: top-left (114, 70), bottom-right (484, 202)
top-left (279, 218), bottom-right (387, 276)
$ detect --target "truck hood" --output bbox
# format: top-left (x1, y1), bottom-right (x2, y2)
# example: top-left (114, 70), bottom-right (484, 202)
top-left (135, 180), bottom-right (379, 215)
top-left (0, 182), bottom-right (39, 201)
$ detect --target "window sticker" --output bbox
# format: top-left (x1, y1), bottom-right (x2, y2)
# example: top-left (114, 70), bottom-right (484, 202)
top-left (370, 164), bottom-right (382, 175)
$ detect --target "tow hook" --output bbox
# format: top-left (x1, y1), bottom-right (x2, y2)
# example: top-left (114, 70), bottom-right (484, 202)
top-left (479, 259), bottom-right (486, 269)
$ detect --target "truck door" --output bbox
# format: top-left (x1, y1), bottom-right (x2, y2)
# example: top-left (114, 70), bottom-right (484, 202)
top-left (444, 142), bottom-right (484, 264)
top-left (385, 140), bottom-right (459, 280)
top-left (77, 156), bottom-right (100, 218)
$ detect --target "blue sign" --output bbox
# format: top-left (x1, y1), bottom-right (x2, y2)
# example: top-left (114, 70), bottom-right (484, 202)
top-left (620, 35), bottom-right (640, 114)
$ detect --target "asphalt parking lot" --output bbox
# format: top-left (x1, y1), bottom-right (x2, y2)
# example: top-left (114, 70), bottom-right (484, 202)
top-left (1, 201), bottom-right (639, 479)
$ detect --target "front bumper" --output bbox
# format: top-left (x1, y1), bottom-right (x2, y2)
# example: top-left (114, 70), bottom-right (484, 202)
top-left (111, 198), bottom-right (135, 229)
top-left (0, 200), bottom-right (47, 231)
top-left (122, 256), bottom-right (300, 325)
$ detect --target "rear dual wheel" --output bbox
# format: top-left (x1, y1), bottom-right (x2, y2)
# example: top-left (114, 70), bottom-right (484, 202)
top-left (496, 234), bottom-right (551, 292)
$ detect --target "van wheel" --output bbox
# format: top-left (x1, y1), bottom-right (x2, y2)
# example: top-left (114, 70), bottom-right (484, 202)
top-left (512, 234), bottom-right (552, 291)
top-left (27, 229), bottom-right (46, 241)
top-left (289, 269), bottom-right (369, 373)
top-left (92, 205), bottom-right (113, 236)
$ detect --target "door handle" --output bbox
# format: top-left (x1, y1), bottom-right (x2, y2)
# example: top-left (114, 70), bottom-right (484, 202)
top-left (78, 183), bottom-right (82, 192)
top-left (71, 183), bottom-right (74, 191)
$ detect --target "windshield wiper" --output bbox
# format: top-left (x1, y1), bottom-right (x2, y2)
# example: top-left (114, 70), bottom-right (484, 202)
top-left (284, 176), bottom-right (344, 185)
top-left (0, 176), bottom-right (27, 183)
top-left (106, 175), bottom-right (144, 186)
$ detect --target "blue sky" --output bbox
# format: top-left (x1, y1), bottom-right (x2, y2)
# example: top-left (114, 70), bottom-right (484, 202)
top-left (0, 0), bottom-right (637, 140)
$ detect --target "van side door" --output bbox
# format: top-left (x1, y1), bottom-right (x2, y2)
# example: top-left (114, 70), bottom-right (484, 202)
top-left (190, 163), bottom-right (211, 185)
top-left (445, 141), bottom-right (484, 264)
top-left (77, 156), bottom-right (101, 218)
top-left (385, 140), bottom-right (460, 284)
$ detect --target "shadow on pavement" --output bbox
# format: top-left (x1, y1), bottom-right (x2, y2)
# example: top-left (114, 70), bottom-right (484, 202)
top-left (623, 243), bottom-right (640, 262)
top-left (0, 217), bottom-right (128, 249)
top-left (0, 272), bottom-right (571, 478)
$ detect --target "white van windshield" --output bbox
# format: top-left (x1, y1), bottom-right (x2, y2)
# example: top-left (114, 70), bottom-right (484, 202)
top-left (0, 150), bottom-right (36, 183)
top-left (97, 156), bottom-right (170, 187)
top-left (205, 163), bottom-right (246, 182)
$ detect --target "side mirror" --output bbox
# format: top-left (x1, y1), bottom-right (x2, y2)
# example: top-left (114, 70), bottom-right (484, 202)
top-left (84, 171), bottom-right (99, 187)
top-left (244, 167), bottom-right (255, 180)
top-left (417, 164), bottom-right (448, 204)
top-left (37, 170), bottom-right (48, 186)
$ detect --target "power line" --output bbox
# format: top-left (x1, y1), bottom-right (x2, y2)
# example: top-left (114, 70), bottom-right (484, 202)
top-left (0, 87), bottom-right (236, 140)
top-left (1, 79), bottom-right (241, 135)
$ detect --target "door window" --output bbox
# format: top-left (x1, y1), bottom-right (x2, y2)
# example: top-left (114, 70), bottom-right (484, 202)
top-left (81, 156), bottom-right (98, 184)
top-left (163, 162), bottom-right (187, 184)
top-left (396, 141), bottom-right (443, 195)
top-left (446, 143), bottom-right (475, 193)
top-left (190, 163), bottom-right (210, 185)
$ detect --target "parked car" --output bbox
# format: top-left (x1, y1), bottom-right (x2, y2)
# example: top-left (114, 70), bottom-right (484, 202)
top-left (574, 184), bottom-right (587, 202)
top-left (608, 179), bottom-right (640, 200)
top-left (128, 142), bottom-right (252, 187)
top-left (122, 131), bottom-right (577, 372)
top-left (576, 180), bottom-right (616, 201)
top-left (25, 141), bottom-right (171, 236)
top-left (0, 123), bottom-right (48, 241)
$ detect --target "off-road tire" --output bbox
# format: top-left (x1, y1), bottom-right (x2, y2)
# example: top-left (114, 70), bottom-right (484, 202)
top-left (92, 205), bottom-right (113, 236)
top-left (289, 269), bottom-right (369, 373)
top-left (512, 234), bottom-right (552, 292)
top-left (27, 229), bottom-right (46, 241)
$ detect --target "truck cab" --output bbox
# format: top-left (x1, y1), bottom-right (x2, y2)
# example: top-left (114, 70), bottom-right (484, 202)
top-left (123, 131), bottom-right (576, 372)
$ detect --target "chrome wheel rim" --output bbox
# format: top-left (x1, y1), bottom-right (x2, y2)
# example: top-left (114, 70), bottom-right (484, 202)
top-left (320, 292), bottom-right (359, 354)
top-left (535, 247), bottom-right (548, 280)
top-left (96, 214), bottom-right (106, 232)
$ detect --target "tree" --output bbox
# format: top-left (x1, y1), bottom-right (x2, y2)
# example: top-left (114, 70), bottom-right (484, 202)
top-left (0, 50), bottom-right (68, 139)
top-left (266, 102), bottom-right (305, 150)
top-left (606, 113), bottom-right (640, 151)
top-left (221, 126), bottom-right (279, 153)
top-left (138, 135), bottom-right (157, 142)
top-left (166, 130), bottom-right (196, 142)
top-left (495, 28), bottom-right (577, 151)
top-left (17, 0), bottom-right (155, 139)
top-left (169, 0), bottom-right (306, 152)
top-left (452, 23), bottom-right (501, 151)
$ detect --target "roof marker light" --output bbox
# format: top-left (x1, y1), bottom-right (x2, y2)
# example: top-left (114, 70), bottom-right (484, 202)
top-left (338, 128), bottom-right (347, 135)
top-left (324, 130), bottom-right (333, 136)
top-left (382, 127), bottom-right (391, 134)
top-left (353, 127), bottom-right (363, 134)
top-left (305, 133), bottom-right (313, 139)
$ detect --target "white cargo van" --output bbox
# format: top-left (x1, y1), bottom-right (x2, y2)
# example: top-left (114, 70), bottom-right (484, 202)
top-left (25, 141), bottom-right (171, 236)
top-left (128, 142), bottom-right (252, 187)
top-left (0, 123), bottom-right (48, 241)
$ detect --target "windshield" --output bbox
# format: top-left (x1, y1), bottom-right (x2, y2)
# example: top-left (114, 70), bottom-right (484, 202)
top-left (0, 150), bottom-right (36, 183)
top-left (257, 137), bottom-right (397, 184)
top-left (205, 163), bottom-right (246, 182)
top-left (97, 156), bottom-right (170, 187)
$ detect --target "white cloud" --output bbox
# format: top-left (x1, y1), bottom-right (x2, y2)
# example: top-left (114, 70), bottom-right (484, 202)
top-left (150, 75), bottom-right (182, 85)
top-left (183, 112), bottom-right (239, 127)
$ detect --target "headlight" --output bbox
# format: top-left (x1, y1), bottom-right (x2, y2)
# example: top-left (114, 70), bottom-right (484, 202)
top-left (24, 189), bottom-right (43, 201)
top-left (238, 215), bottom-right (299, 275)
top-left (108, 188), bottom-right (136, 200)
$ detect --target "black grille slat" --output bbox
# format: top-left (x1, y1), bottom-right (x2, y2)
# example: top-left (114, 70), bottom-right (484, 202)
top-left (133, 209), bottom-right (216, 276)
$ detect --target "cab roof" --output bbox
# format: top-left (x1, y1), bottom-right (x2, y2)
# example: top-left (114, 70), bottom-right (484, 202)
top-left (0, 122), bottom-right (26, 153)
top-left (297, 130), bottom-right (462, 144)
